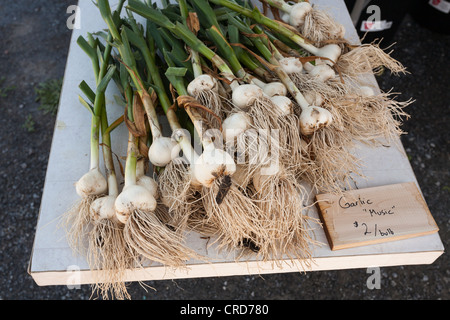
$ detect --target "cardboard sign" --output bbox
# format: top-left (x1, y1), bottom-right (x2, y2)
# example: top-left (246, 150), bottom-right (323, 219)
top-left (315, 182), bottom-right (439, 250)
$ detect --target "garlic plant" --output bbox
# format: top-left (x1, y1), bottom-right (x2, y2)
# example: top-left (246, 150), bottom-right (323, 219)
top-left (209, 0), bottom-right (406, 75)
top-left (97, 0), bottom-right (201, 270)
top-left (62, 34), bottom-right (114, 256)
top-left (269, 0), bottom-right (346, 44)
top-left (165, 65), bottom-right (271, 256)
top-left (63, 0), bottom-right (139, 300)
top-left (62, 0), bottom-right (414, 299)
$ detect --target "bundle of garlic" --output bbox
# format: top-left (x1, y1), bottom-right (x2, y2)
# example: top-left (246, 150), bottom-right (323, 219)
top-left (198, 0), bottom-right (411, 191)
top-left (61, 0), bottom-right (413, 299)
top-left (263, 0), bottom-right (346, 45)
top-left (60, 0), bottom-right (137, 301)
top-left (61, 0), bottom-right (200, 300)
top-left (98, 0), bottom-right (204, 270)
top-left (125, 0), bottom-right (411, 229)
top-left (126, 0), bottom-right (323, 264)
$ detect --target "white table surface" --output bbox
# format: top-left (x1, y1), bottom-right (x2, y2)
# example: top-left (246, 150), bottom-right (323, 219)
top-left (29, 0), bottom-right (444, 286)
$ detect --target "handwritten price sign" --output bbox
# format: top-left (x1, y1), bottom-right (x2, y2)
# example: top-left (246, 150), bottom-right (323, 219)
top-left (315, 182), bottom-right (439, 250)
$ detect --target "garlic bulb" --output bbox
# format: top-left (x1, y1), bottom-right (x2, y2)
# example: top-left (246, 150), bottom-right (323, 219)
top-left (148, 137), bottom-right (181, 167)
top-left (270, 95), bottom-right (293, 115)
top-left (308, 64), bottom-right (336, 82)
top-left (90, 195), bottom-right (116, 221)
top-left (191, 143), bottom-right (236, 188)
top-left (279, 57), bottom-right (303, 75)
top-left (299, 106), bottom-right (333, 136)
top-left (314, 44), bottom-right (342, 65)
top-left (231, 84), bottom-right (264, 111)
top-left (75, 168), bottom-right (108, 198)
top-left (288, 2), bottom-right (313, 29)
top-left (137, 175), bottom-right (159, 200)
top-left (135, 158), bottom-right (159, 199)
top-left (187, 74), bottom-right (218, 96)
top-left (360, 86), bottom-right (376, 97)
top-left (261, 81), bottom-right (287, 97)
top-left (114, 185), bottom-right (157, 224)
top-left (222, 112), bottom-right (253, 142)
top-left (303, 61), bottom-right (315, 73)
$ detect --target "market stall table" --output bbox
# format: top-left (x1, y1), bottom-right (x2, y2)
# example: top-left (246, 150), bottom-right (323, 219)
top-left (29, 0), bottom-right (444, 287)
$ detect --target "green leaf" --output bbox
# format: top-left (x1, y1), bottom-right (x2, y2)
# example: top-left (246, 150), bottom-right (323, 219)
top-left (165, 67), bottom-right (188, 77)
top-left (162, 49), bottom-right (176, 69)
top-left (118, 27), bottom-right (137, 71)
top-left (228, 24), bottom-right (240, 46)
top-left (97, 0), bottom-right (122, 43)
top-left (188, 0), bottom-right (222, 32)
top-left (79, 81), bottom-right (96, 103)
top-left (92, 30), bottom-right (109, 41)
top-left (78, 95), bottom-right (95, 115)
top-left (97, 65), bottom-right (117, 93)
top-left (147, 22), bottom-right (170, 54)
top-left (167, 51), bottom-right (193, 76)
top-left (127, 0), bottom-right (176, 30)
top-left (123, 25), bottom-right (148, 53)
top-left (119, 63), bottom-right (129, 92)
top-left (113, 94), bottom-right (127, 107)
top-left (77, 36), bottom-right (97, 60)
top-left (158, 27), bottom-right (185, 54)
top-left (205, 25), bottom-right (242, 73)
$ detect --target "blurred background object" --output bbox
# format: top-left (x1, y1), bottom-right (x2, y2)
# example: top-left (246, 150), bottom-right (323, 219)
top-left (344, 0), bottom-right (450, 45)
top-left (410, 0), bottom-right (450, 34)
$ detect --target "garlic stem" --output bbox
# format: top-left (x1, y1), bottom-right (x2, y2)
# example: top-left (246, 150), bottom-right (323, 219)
top-left (142, 93), bottom-right (163, 140)
top-left (90, 115), bottom-right (101, 170)
top-left (172, 129), bottom-right (200, 165)
top-left (191, 49), bottom-right (204, 79)
top-left (124, 133), bottom-right (139, 188)
top-left (264, 0), bottom-right (313, 28)
top-left (265, 0), bottom-right (294, 13)
top-left (264, 43), bottom-right (312, 111)
top-left (127, 0), bottom-right (241, 91)
top-left (101, 106), bottom-right (119, 198)
top-left (207, 0), bottom-right (339, 62)
top-left (243, 26), bottom-right (334, 135)
top-left (77, 1), bottom-right (125, 201)
top-left (249, 77), bottom-right (287, 97)
top-left (178, 0), bottom-right (204, 79)
top-left (99, 3), bottom-right (166, 143)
